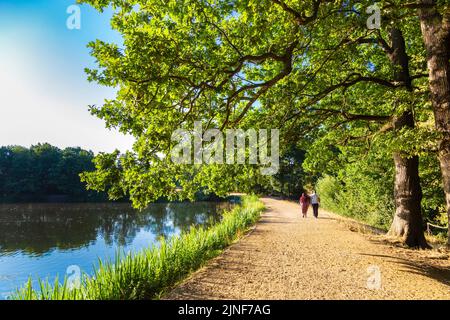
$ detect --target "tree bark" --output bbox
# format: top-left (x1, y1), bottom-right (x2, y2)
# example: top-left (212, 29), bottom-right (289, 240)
top-left (419, 1), bottom-right (450, 246)
top-left (390, 113), bottom-right (429, 248)
top-left (386, 28), bottom-right (429, 248)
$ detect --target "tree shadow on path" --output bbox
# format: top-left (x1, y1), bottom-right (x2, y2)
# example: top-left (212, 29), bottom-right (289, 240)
top-left (358, 252), bottom-right (450, 288)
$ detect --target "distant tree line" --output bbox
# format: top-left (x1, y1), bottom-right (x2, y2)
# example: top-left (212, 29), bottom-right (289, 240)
top-left (0, 144), bottom-right (108, 202)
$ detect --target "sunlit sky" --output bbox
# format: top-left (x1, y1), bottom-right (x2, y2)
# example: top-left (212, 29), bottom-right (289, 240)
top-left (0, 0), bottom-right (135, 153)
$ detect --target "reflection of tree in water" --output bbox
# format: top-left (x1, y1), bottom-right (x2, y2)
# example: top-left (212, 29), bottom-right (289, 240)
top-left (143, 202), bottom-right (225, 239)
top-left (169, 202), bottom-right (228, 233)
top-left (0, 202), bottom-right (232, 256)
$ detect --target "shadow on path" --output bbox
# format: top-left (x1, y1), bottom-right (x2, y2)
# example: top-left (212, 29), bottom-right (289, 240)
top-left (359, 252), bottom-right (450, 288)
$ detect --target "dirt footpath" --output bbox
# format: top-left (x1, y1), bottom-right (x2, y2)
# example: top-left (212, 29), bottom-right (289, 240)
top-left (165, 198), bottom-right (450, 300)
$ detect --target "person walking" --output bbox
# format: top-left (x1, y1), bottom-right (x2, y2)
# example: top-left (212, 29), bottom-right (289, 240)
top-left (299, 192), bottom-right (310, 218)
top-left (310, 191), bottom-right (320, 218)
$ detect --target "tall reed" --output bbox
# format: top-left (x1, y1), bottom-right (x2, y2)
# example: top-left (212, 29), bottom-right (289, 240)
top-left (13, 195), bottom-right (264, 300)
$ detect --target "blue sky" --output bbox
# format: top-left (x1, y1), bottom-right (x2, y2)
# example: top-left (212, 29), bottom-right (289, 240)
top-left (0, 0), bottom-right (134, 153)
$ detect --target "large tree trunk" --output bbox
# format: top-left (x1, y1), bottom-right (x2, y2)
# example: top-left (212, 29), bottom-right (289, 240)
top-left (389, 113), bottom-right (429, 248)
top-left (419, 1), bottom-right (450, 246)
top-left (386, 28), bottom-right (429, 248)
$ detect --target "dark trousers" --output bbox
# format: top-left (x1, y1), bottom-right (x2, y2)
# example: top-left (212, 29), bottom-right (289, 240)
top-left (312, 204), bottom-right (319, 218)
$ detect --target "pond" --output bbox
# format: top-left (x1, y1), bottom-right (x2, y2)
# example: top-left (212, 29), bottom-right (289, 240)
top-left (0, 201), bottom-right (233, 299)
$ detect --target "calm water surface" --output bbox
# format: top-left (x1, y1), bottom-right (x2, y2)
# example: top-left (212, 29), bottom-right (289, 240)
top-left (0, 201), bottom-right (232, 299)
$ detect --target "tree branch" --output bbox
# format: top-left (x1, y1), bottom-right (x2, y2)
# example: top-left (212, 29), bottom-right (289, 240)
top-left (272, 0), bottom-right (322, 25)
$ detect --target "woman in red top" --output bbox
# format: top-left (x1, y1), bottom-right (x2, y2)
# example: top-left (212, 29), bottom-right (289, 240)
top-left (299, 193), bottom-right (310, 218)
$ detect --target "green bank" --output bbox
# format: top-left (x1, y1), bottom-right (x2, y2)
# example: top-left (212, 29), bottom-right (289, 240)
top-left (13, 195), bottom-right (264, 300)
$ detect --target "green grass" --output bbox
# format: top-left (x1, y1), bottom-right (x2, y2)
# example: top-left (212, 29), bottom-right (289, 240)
top-left (12, 195), bottom-right (264, 300)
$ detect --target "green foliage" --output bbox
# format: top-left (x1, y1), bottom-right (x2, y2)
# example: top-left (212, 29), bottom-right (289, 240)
top-left (74, 0), bottom-right (447, 242)
top-left (0, 144), bottom-right (107, 202)
top-left (420, 154), bottom-right (447, 226)
top-left (317, 174), bottom-right (394, 230)
top-left (252, 144), bottom-right (307, 198)
top-left (315, 175), bottom-right (342, 214)
top-left (75, 0), bottom-right (415, 207)
top-left (314, 150), bottom-right (446, 230)
top-left (74, 0), bottom-right (439, 205)
top-left (12, 195), bottom-right (264, 300)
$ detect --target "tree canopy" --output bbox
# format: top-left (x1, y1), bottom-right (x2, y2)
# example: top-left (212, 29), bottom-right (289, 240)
top-left (79, 0), bottom-right (449, 246)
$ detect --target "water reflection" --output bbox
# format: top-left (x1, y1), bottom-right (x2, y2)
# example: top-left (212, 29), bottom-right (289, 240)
top-left (0, 201), bottom-right (231, 298)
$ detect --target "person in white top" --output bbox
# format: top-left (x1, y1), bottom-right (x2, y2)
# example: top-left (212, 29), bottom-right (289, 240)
top-left (310, 191), bottom-right (320, 218)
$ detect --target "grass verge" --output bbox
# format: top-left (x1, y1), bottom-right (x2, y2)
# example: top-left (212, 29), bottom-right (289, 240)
top-left (12, 195), bottom-right (264, 300)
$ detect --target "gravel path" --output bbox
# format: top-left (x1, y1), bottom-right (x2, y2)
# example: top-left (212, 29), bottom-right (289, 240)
top-left (165, 198), bottom-right (450, 300)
